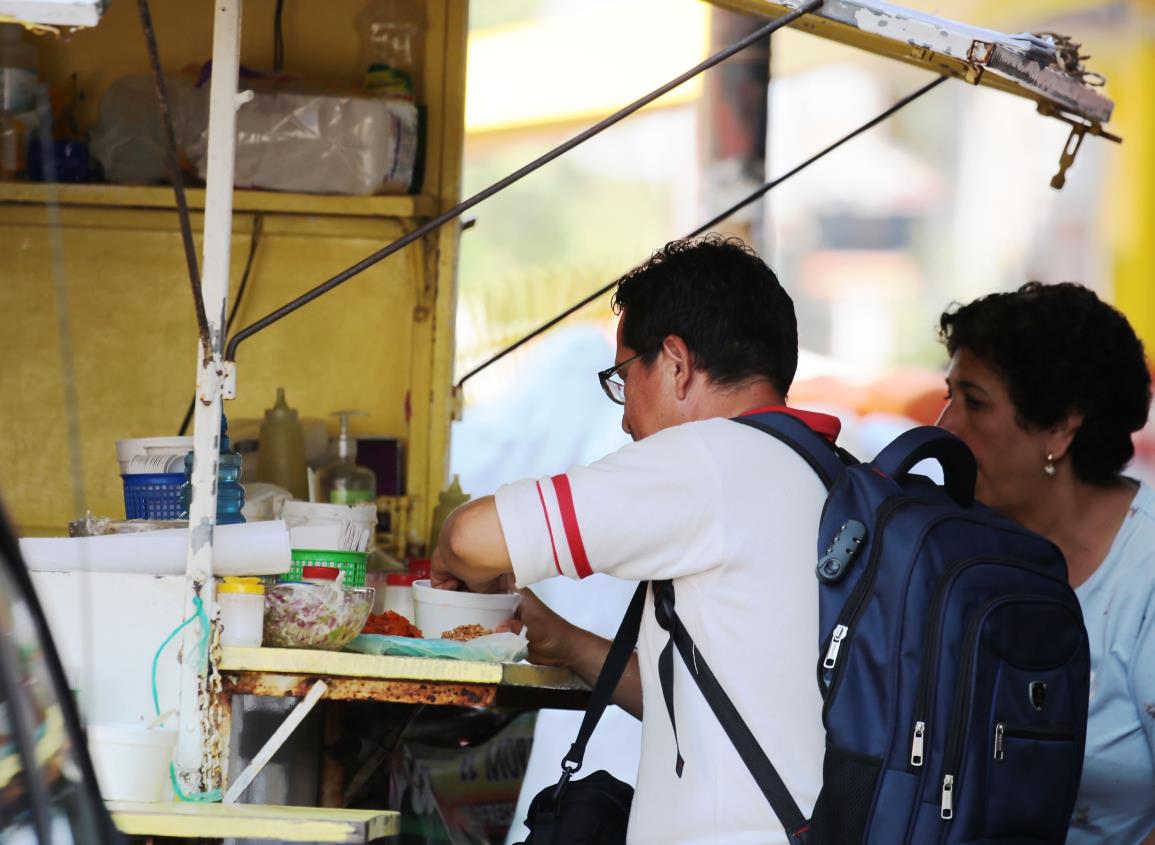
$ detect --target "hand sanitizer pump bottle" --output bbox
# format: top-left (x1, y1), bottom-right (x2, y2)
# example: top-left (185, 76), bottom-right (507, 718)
top-left (316, 411), bottom-right (377, 505)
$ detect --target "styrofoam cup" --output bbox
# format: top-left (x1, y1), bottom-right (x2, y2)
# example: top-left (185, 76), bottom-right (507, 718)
top-left (87, 724), bottom-right (177, 802)
top-left (411, 579), bottom-right (520, 638)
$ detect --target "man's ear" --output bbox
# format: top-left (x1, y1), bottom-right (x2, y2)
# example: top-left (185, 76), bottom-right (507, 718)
top-left (1046, 410), bottom-right (1084, 462)
top-left (661, 335), bottom-right (695, 401)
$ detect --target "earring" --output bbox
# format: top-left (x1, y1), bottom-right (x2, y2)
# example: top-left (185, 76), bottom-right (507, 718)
top-left (1044, 453), bottom-right (1057, 478)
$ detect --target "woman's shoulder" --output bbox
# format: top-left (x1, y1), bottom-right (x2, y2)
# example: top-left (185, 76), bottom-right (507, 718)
top-left (1098, 480), bottom-right (1155, 599)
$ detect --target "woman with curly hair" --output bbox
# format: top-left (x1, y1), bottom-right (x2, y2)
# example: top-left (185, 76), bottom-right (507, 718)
top-left (938, 282), bottom-right (1155, 845)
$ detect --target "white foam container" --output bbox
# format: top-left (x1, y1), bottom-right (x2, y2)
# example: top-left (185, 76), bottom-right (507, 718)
top-left (87, 724), bottom-right (177, 802)
top-left (411, 579), bottom-right (519, 638)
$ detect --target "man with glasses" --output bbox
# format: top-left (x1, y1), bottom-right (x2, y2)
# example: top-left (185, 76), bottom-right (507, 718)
top-left (432, 234), bottom-right (838, 845)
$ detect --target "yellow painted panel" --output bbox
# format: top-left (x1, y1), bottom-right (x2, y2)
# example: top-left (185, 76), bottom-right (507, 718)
top-left (219, 646), bottom-right (586, 689)
top-left (107, 801), bottom-right (398, 842)
top-left (0, 207), bottom-right (421, 535)
top-left (3, 0), bottom-right (468, 539)
top-left (221, 646), bottom-right (503, 683)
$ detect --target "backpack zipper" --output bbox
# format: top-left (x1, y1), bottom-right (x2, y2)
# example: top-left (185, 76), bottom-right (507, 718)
top-left (819, 496), bottom-right (918, 705)
top-left (908, 555), bottom-right (1060, 769)
top-left (938, 595), bottom-right (1075, 820)
top-left (993, 722), bottom-right (1074, 761)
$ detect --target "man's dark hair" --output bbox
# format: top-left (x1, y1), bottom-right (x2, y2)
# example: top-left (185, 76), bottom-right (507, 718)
top-left (611, 235), bottom-right (799, 395)
top-left (939, 281), bottom-right (1152, 484)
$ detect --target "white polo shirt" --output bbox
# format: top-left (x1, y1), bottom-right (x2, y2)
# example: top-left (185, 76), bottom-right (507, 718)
top-left (494, 410), bottom-right (836, 845)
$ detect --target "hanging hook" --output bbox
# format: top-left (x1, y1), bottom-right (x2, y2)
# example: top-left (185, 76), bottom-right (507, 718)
top-left (1051, 122), bottom-right (1087, 190)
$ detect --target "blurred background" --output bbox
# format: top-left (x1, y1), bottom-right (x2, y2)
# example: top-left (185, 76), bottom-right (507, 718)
top-left (451, 0), bottom-right (1155, 496)
top-left (447, 6), bottom-right (1155, 837)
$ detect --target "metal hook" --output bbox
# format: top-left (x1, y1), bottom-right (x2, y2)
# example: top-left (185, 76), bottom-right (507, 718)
top-left (1051, 123), bottom-right (1087, 190)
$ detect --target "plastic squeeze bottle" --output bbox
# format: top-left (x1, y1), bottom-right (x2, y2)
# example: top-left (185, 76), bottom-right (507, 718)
top-left (428, 475), bottom-right (470, 551)
top-left (317, 411), bottom-right (377, 505)
top-left (256, 388), bottom-right (309, 501)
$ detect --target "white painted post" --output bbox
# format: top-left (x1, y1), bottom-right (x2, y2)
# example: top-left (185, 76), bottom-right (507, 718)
top-left (174, 0), bottom-right (244, 796)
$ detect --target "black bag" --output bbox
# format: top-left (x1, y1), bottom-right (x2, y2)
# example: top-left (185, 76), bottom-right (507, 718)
top-left (517, 583), bottom-right (646, 845)
top-left (519, 770), bottom-right (633, 845)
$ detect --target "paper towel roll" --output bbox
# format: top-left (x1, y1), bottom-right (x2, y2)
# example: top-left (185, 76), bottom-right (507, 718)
top-left (20, 520), bottom-right (292, 576)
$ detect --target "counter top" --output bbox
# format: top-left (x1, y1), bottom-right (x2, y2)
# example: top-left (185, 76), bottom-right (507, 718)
top-left (107, 801), bottom-right (399, 842)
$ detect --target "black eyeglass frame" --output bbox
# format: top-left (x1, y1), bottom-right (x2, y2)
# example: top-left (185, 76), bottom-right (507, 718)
top-left (597, 350), bottom-right (650, 405)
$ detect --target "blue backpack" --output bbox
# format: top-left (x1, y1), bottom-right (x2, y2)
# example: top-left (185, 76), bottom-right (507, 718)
top-left (652, 410), bottom-right (1090, 845)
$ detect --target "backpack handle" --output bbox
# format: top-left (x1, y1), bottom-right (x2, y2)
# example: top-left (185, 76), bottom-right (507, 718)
top-left (872, 427), bottom-right (977, 507)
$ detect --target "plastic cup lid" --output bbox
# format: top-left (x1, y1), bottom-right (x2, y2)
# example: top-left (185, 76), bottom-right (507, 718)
top-left (301, 566), bottom-right (341, 581)
top-left (219, 576), bottom-right (265, 595)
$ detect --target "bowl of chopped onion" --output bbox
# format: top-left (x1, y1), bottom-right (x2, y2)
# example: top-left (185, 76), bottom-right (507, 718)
top-left (263, 583), bottom-right (374, 650)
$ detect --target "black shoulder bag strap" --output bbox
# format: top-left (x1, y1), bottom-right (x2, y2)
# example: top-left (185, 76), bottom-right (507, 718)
top-left (527, 580), bottom-right (648, 845)
top-left (653, 579), bottom-right (811, 845)
top-left (557, 580), bottom-right (648, 784)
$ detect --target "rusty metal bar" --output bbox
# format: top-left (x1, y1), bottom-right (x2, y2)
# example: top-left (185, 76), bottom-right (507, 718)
top-left (223, 673), bottom-right (498, 708)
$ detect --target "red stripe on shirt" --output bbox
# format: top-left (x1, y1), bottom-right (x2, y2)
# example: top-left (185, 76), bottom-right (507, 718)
top-left (536, 481), bottom-right (564, 576)
top-left (551, 474), bottom-right (594, 579)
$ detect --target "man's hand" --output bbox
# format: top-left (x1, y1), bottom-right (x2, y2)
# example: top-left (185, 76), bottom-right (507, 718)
top-left (498, 587), bottom-right (643, 719)
top-left (429, 497), bottom-right (516, 593)
top-left (430, 547), bottom-right (463, 591)
top-left (498, 588), bottom-right (578, 668)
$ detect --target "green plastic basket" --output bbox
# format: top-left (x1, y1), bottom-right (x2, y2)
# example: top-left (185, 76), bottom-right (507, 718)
top-left (283, 549), bottom-right (368, 588)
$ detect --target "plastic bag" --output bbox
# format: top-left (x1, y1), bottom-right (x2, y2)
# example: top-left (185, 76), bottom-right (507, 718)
top-left (184, 86), bottom-right (419, 195)
top-left (346, 630), bottom-right (528, 663)
top-left (90, 74), bottom-right (204, 184)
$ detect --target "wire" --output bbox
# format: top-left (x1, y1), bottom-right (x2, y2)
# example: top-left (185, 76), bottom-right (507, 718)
top-left (454, 74), bottom-right (950, 389)
top-left (273, 0), bottom-right (285, 72)
top-left (224, 0), bottom-right (826, 363)
top-left (137, 0), bottom-right (212, 364)
top-left (179, 214), bottom-right (265, 435)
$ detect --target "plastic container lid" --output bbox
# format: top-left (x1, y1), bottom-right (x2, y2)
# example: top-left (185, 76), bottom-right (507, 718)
top-left (385, 573), bottom-right (418, 586)
top-left (407, 557), bottom-right (430, 578)
top-left (219, 576), bottom-right (265, 595)
top-left (301, 565), bottom-right (341, 581)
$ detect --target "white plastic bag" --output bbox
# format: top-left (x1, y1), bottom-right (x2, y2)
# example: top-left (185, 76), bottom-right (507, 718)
top-left (185, 87), bottom-right (418, 195)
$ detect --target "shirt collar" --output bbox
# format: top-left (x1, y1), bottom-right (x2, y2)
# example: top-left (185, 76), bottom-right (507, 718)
top-left (739, 405), bottom-right (842, 443)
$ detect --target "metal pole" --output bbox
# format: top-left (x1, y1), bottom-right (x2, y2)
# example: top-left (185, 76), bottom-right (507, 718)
top-left (175, 0), bottom-right (243, 796)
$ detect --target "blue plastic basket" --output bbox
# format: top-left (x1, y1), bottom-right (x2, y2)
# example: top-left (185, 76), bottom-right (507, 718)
top-left (122, 473), bottom-right (186, 520)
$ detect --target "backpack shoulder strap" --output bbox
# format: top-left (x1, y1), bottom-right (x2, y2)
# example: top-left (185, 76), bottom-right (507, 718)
top-left (653, 580), bottom-right (810, 845)
top-left (733, 411), bottom-right (850, 490)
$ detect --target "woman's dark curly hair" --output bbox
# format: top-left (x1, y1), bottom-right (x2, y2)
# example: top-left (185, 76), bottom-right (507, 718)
top-left (611, 234), bottom-right (798, 395)
top-left (939, 282), bottom-right (1151, 484)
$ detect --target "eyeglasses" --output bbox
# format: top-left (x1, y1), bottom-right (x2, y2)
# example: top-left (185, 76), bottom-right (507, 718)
top-left (597, 351), bottom-right (648, 405)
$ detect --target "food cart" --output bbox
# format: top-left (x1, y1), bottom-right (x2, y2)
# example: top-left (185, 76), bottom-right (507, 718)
top-left (0, 0), bottom-right (1121, 841)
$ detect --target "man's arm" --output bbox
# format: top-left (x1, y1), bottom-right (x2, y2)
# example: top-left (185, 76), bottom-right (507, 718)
top-left (432, 495), bottom-right (644, 716)
top-left (432, 496), bottom-right (514, 593)
top-left (509, 588), bottom-right (642, 719)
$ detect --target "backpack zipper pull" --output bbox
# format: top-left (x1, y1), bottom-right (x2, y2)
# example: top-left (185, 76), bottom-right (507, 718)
top-left (940, 774), bottom-right (955, 819)
top-left (994, 722), bottom-right (1005, 761)
top-left (823, 624), bottom-right (849, 670)
top-left (910, 721), bottom-right (926, 767)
